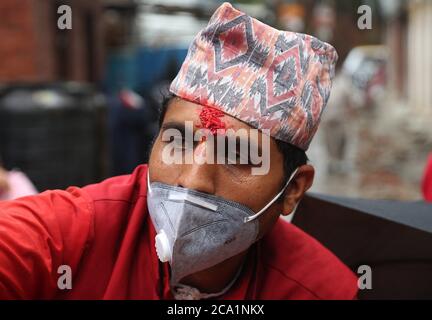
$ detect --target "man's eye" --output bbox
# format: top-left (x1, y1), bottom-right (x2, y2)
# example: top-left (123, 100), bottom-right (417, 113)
top-left (163, 135), bottom-right (185, 147)
top-left (172, 138), bottom-right (185, 149)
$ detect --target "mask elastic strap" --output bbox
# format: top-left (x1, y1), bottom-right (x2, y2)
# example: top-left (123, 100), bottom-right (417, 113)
top-left (147, 170), bottom-right (153, 195)
top-left (243, 168), bottom-right (299, 223)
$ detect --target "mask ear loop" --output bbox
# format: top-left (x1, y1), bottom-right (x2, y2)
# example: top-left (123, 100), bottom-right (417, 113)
top-left (147, 169), bottom-right (153, 195)
top-left (243, 168), bottom-right (299, 223)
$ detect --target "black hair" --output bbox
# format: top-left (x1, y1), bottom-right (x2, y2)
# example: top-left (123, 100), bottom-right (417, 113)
top-left (156, 93), bottom-right (308, 183)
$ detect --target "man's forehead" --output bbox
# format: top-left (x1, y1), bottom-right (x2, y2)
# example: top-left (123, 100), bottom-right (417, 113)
top-left (165, 98), bottom-right (253, 134)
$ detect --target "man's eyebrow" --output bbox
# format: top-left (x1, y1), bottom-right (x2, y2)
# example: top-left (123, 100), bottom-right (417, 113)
top-left (247, 136), bottom-right (262, 155)
top-left (161, 121), bottom-right (187, 135)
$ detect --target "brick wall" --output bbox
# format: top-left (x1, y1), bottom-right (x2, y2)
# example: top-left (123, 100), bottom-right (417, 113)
top-left (0, 0), bottom-right (104, 83)
top-left (0, 0), bottom-right (41, 81)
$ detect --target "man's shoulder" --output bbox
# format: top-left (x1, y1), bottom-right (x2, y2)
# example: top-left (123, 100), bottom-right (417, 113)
top-left (82, 164), bottom-right (148, 203)
top-left (258, 218), bottom-right (358, 299)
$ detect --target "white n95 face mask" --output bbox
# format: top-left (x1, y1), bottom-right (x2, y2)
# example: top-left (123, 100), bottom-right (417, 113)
top-left (146, 169), bottom-right (298, 285)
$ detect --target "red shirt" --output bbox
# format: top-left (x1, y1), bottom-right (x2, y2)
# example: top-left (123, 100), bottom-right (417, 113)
top-left (422, 153), bottom-right (432, 202)
top-left (0, 164), bottom-right (358, 299)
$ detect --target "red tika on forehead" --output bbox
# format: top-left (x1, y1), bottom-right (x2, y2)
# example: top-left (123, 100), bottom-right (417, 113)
top-left (197, 106), bottom-right (227, 137)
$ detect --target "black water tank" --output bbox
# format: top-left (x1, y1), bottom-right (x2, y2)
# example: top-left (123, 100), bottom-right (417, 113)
top-left (0, 83), bottom-right (107, 192)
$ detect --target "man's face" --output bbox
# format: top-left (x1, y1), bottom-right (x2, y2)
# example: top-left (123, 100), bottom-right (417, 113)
top-left (148, 98), bottom-right (312, 239)
top-left (0, 166), bottom-right (9, 196)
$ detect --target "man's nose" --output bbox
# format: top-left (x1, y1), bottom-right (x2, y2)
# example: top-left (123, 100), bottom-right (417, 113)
top-left (176, 142), bottom-right (217, 195)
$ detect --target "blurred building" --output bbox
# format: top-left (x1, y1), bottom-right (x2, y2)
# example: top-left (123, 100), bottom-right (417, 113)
top-left (407, 0), bottom-right (432, 116)
top-left (0, 0), bottom-right (109, 191)
top-left (269, 0), bottom-right (385, 67)
top-left (383, 0), bottom-right (432, 117)
top-left (0, 0), bottom-right (105, 83)
top-left (104, 0), bottom-right (139, 48)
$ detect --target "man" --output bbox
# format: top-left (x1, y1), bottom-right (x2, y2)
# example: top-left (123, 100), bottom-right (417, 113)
top-left (0, 165), bottom-right (9, 196)
top-left (0, 156), bottom-right (38, 201)
top-left (320, 73), bottom-right (355, 175)
top-left (0, 3), bottom-right (357, 299)
top-left (422, 153), bottom-right (432, 202)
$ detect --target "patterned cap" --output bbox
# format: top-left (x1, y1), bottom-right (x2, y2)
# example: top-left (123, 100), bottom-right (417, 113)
top-left (170, 2), bottom-right (338, 150)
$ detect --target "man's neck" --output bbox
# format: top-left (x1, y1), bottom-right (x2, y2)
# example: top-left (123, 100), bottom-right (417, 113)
top-left (177, 249), bottom-right (249, 294)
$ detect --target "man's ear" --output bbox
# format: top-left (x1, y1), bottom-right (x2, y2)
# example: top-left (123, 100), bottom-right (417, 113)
top-left (281, 165), bottom-right (314, 216)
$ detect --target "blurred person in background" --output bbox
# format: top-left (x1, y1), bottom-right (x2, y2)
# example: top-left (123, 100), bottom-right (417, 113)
top-left (0, 165), bottom-right (9, 197)
top-left (320, 72), bottom-right (354, 174)
top-left (0, 3), bottom-right (357, 300)
top-left (108, 59), bottom-right (178, 176)
top-left (0, 156), bottom-right (38, 201)
top-left (109, 86), bottom-right (157, 175)
top-left (422, 153), bottom-right (432, 202)
top-left (320, 45), bottom-right (386, 176)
